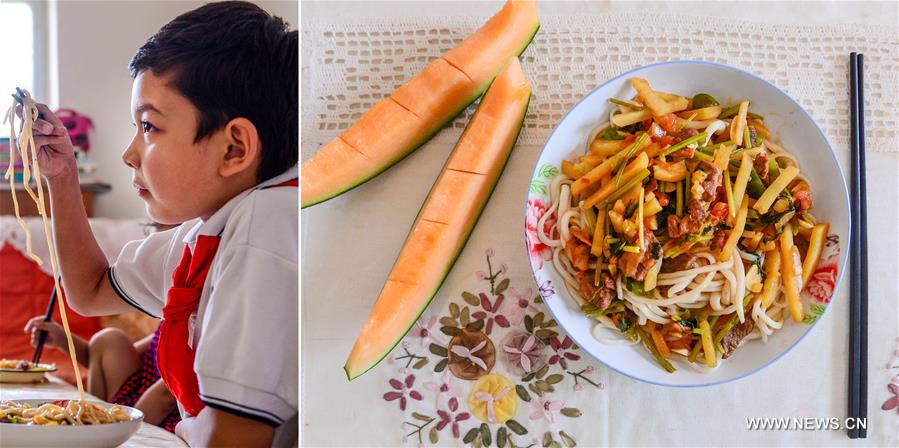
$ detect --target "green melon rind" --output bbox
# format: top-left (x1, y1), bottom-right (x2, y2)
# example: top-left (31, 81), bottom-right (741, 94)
top-left (301, 90), bottom-right (481, 208)
top-left (344, 93), bottom-right (531, 380)
top-left (301, 23), bottom-right (540, 209)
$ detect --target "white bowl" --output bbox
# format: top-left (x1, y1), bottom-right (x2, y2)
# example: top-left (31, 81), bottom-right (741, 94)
top-left (0, 399), bottom-right (144, 447)
top-left (0, 364), bottom-right (57, 384)
top-left (525, 60), bottom-right (850, 387)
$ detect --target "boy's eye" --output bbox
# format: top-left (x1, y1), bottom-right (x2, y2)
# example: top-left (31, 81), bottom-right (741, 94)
top-left (141, 120), bottom-right (156, 133)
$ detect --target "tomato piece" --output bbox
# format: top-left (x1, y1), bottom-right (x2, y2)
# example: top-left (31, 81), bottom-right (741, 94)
top-left (793, 189), bottom-right (812, 211)
top-left (657, 113), bottom-right (677, 133)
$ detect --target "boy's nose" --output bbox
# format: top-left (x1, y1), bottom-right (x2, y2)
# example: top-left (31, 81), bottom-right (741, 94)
top-left (122, 138), bottom-right (140, 168)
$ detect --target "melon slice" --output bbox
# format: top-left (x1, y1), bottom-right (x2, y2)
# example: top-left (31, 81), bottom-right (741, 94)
top-left (344, 58), bottom-right (531, 380)
top-left (302, 0), bottom-right (539, 208)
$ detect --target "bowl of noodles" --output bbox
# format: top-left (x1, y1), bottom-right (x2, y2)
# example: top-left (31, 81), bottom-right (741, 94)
top-left (0, 359), bottom-right (57, 383)
top-left (525, 60), bottom-right (849, 387)
top-left (0, 399), bottom-right (143, 447)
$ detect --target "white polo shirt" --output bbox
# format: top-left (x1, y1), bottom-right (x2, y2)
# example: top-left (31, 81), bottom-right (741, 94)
top-left (108, 166), bottom-right (298, 445)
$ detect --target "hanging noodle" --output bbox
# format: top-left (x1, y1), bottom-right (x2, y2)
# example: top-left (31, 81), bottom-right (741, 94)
top-left (2, 90), bottom-right (130, 425)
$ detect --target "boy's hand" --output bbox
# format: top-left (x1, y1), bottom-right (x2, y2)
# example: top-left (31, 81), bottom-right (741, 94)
top-left (24, 317), bottom-right (68, 352)
top-left (15, 103), bottom-right (77, 180)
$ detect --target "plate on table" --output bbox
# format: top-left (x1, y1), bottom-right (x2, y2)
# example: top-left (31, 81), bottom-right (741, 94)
top-left (0, 399), bottom-right (144, 447)
top-left (524, 60), bottom-right (849, 387)
top-left (0, 361), bottom-right (57, 383)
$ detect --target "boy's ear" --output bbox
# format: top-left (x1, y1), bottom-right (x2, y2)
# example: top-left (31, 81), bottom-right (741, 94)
top-left (220, 118), bottom-right (259, 178)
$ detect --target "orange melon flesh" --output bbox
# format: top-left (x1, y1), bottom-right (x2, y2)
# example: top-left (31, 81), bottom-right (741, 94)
top-left (302, 0), bottom-right (539, 208)
top-left (443, 0), bottom-right (539, 86)
top-left (391, 58), bottom-right (476, 123)
top-left (344, 58), bottom-right (532, 380)
top-left (340, 98), bottom-right (428, 163)
top-left (301, 138), bottom-right (370, 205)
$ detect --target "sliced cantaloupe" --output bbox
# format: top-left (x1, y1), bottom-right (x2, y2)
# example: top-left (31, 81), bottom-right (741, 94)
top-left (340, 98), bottom-right (429, 165)
top-left (301, 138), bottom-right (370, 206)
top-left (391, 58), bottom-right (476, 124)
top-left (443, 0), bottom-right (540, 86)
top-left (302, 0), bottom-right (539, 208)
top-left (344, 58), bottom-right (531, 380)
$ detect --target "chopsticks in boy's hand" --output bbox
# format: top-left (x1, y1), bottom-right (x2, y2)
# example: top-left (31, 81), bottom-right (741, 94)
top-left (31, 288), bottom-right (58, 365)
top-left (847, 52), bottom-right (867, 440)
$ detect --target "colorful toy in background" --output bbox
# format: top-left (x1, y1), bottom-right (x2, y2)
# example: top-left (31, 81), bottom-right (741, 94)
top-left (1, 107), bottom-right (98, 183)
top-left (56, 109), bottom-right (93, 152)
top-left (57, 109), bottom-right (99, 182)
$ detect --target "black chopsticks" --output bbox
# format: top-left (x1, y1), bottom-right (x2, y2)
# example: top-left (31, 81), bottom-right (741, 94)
top-left (31, 287), bottom-right (58, 365)
top-left (847, 52), bottom-right (867, 439)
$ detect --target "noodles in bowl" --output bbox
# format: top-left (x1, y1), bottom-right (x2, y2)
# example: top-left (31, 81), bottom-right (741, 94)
top-left (1, 400), bottom-right (133, 426)
top-left (0, 399), bottom-right (143, 448)
top-left (527, 61), bottom-right (848, 386)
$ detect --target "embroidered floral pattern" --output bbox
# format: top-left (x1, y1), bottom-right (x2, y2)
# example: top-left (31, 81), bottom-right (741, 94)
top-left (379, 248), bottom-right (603, 446)
top-left (500, 330), bottom-right (547, 376)
top-left (548, 336), bottom-right (581, 370)
top-left (384, 374), bottom-right (423, 411)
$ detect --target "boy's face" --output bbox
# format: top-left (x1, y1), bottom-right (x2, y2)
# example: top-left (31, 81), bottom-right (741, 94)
top-left (124, 71), bottom-right (228, 224)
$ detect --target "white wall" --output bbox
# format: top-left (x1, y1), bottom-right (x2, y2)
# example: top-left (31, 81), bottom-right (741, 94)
top-left (55, 0), bottom-right (298, 219)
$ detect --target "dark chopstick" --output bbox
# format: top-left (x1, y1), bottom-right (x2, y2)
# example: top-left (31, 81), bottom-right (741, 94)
top-left (856, 53), bottom-right (868, 439)
top-left (847, 52), bottom-right (867, 439)
top-left (31, 287), bottom-right (58, 365)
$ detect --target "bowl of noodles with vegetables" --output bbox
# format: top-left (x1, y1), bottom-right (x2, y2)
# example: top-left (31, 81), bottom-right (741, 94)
top-left (0, 399), bottom-right (143, 447)
top-left (525, 60), bottom-right (848, 387)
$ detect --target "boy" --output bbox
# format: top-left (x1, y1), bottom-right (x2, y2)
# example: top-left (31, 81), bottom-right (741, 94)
top-left (25, 2), bottom-right (298, 446)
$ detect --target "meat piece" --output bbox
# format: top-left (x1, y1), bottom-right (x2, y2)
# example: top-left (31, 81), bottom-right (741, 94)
top-left (682, 198), bottom-right (709, 234)
top-left (676, 128), bottom-right (699, 140)
top-left (14, 360), bottom-right (32, 370)
top-left (578, 270), bottom-right (617, 310)
top-left (698, 161), bottom-right (722, 202)
top-left (661, 253), bottom-right (700, 273)
top-left (669, 146), bottom-right (695, 161)
top-left (619, 229), bottom-right (658, 281)
top-left (564, 237), bottom-right (590, 271)
top-left (747, 125), bottom-right (758, 147)
top-left (666, 205), bottom-right (706, 238)
top-left (645, 177), bottom-right (658, 194)
top-left (721, 318), bottom-right (756, 359)
top-left (753, 151), bottom-right (770, 182)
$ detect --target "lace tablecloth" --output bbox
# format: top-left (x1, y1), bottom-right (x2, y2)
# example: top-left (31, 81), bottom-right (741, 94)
top-left (301, 3), bottom-right (899, 446)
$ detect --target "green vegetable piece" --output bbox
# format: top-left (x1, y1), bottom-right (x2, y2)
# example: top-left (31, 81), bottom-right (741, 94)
top-left (747, 169), bottom-right (765, 198)
top-left (768, 159), bottom-right (781, 182)
top-left (691, 93), bottom-right (719, 108)
top-left (660, 132), bottom-right (707, 157)
top-left (609, 98), bottom-right (643, 110)
top-left (634, 324), bottom-right (676, 373)
top-left (601, 126), bottom-right (626, 141)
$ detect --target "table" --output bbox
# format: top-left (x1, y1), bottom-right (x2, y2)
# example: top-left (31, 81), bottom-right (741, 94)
top-left (302, 1), bottom-right (898, 446)
top-left (1, 182), bottom-right (111, 218)
top-left (0, 376), bottom-right (187, 447)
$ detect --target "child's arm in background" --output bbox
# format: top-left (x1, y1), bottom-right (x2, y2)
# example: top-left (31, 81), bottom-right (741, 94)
top-left (175, 408), bottom-right (275, 447)
top-left (23, 317), bottom-right (89, 363)
top-left (134, 379), bottom-right (178, 427)
top-left (25, 103), bottom-right (134, 316)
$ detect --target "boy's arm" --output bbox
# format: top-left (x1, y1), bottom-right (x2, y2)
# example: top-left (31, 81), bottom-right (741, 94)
top-left (30, 103), bottom-right (133, 316)
top-left (175, 408), bottom-right (275, 447)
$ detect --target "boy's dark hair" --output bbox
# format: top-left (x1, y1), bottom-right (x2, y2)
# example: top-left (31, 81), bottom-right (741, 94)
top-left (129, 1), bottom-right (297, 183)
